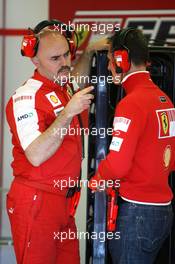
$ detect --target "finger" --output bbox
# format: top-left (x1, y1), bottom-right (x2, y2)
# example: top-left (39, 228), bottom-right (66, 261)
top-left (83, 99), bottom-right (92, 106)
top-left (80, 86), bottom-right (94, 94)
top-left (85, 94), bottom-right (94, 100)
top-left (82, 104), bottom-right (90, 110)
top-left (86, 100), bottom-right (92, 105)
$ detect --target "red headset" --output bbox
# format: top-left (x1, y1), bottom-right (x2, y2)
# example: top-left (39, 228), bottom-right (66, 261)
top-left (113, 28), bottom-right (135, 73)
top-left (21, 19), bottom-right (78, 60)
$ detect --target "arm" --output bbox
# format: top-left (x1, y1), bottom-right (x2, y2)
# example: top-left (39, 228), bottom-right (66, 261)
top-left (72, 38), bottom-right (109, 88)
top-left (25, 86), bottom-right (94, 166)
top-left (93, 99), bottom-right (145, 181)
top-left (71, 51), bottom-right (93, 89)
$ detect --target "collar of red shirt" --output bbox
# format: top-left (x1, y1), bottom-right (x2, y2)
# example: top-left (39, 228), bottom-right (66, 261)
top-left (32, 69), bottom-right (67, 90)
top-left (121, 71), bottom-right (152, 94)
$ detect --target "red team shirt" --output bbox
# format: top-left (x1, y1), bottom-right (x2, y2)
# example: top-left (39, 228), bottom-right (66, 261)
top-left (97, 71), bottom-right (175, 204)
top-left (6, 70), bottom-right (82, 194)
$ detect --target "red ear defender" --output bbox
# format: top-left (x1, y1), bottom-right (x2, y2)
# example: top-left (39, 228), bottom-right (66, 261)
top-left (69, 39), bottom-right (76, 60)
top-left (67, 31), bottom-right (78, 61)
top-left (113, 50), bottom-right (131, 73)
top-left (21, 20), bottom-right (78, 59)
top-left (21, 34), bottom-right (38, 57)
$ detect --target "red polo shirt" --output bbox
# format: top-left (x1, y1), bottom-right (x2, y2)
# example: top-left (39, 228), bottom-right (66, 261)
top-left (6, 70), bottom-right (82, 194)
top-left (97, 71), bottom-right (175, 203)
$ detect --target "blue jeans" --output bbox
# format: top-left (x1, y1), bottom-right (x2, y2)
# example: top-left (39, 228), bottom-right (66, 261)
top-left (108, 200), bottom-right (174, 264)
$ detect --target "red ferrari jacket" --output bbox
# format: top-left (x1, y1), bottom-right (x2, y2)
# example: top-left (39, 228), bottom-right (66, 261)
top-left (6, 70), bottom-right (82, 194)
top-left (97, 71), bottom-right (175, 203)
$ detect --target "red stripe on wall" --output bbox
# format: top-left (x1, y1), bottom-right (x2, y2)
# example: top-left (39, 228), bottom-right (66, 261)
top-left (0, 0), bottom-right (6, 239)
top-left (0, 29), bottom-right (28, 36)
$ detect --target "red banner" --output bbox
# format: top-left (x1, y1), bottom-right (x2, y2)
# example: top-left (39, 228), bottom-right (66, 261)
top-left (50, 0), bottom-right (175, 51)
top-left (50, 0), bottom-right (175, 22)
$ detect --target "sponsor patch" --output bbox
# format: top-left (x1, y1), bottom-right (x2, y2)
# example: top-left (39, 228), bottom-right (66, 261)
top-left (113, 117), bottom-right (131, 132)
top-left (45, 92), bottom-right (62, 107)
top-left (14, 95), bottom-right (32, 103)
top-left (17, 112), bottom-right (33, 122)
top-left (109, 136), bottom-right (123, 152)
top-left (163, 145), bottom-right (171, 169)
top-left (159, 96), bottom-right (167, 103)
top-left (54, 106), bottom-right (64, 116)
top-left (156, 108), bottom-right (175, 138)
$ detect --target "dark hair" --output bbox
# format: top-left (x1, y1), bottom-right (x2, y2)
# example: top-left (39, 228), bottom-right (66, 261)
top-left (110, 28), bottom-right (149, 66)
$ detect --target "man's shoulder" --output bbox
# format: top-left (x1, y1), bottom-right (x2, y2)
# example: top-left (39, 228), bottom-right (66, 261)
top-left (12, 78), bottom-right (44, 103)
top-left (15, 78), bottom-right (43, 95)
top-left (116, 93), bottom-right (147, 119)
top-left (6, 78), bottom-right (44, 112)
top-left (118, 93), bottom-right (139, 108)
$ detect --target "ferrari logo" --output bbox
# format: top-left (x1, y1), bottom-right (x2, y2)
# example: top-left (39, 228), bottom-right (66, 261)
top-left (160, 112), bottom-right (169, 135)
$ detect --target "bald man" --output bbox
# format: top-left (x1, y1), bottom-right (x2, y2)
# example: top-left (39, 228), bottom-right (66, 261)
top-left (6, 21), bottom-right (94, 264)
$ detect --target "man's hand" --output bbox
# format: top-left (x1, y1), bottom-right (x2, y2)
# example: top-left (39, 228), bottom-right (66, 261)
top-left (64, 86), bottom-right (94, 118)
top-left (87, 37), bottom-right (109, 53)
top-left (72, 38), bottom-right (109, 89)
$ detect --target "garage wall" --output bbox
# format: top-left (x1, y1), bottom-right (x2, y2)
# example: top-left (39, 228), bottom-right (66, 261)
top-left (0, 1), bottom-right (87, 264)
top-left (0, 1), bottom-right (49, 263)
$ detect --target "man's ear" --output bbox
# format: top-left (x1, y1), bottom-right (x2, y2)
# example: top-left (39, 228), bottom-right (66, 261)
top-left (109, 59), bottom-right (122, 85)
top-left (31, 56), bottom-right (39, 67)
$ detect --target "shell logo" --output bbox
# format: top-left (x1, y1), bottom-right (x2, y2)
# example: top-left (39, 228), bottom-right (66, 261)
top-left (50, 95), bottom-right (58, 104)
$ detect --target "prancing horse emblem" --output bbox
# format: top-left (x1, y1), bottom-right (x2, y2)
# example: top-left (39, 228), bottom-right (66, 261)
top-left (160, 112), bottom-right (169, 135)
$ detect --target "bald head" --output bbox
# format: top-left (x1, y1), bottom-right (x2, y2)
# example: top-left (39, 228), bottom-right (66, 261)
top-left (32, 29), bottom-right (71, 83)
top-left (37, 30), bottom-right (69, 58)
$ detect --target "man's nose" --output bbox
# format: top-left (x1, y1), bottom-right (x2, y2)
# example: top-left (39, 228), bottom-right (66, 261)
top-left (60, 55), bottom-right (67, 66)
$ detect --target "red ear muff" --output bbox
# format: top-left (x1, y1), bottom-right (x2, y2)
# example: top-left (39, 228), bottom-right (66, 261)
top-left (21, 34), bottom-right (38, 57)
top-left (21, 20), bottom-right (78, 59)
top-left (113, 50), bottom-right (130, 73)
top-left (67, 31), bottom-right (78, 61)
top-left (69, 39), bottom-right (77, 60)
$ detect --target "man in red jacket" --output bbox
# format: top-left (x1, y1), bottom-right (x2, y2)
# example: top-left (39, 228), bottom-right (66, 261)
top-left (6, 20), bottom-right (94, 264)
top-left (89, 28), bottom-right (175, 263)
